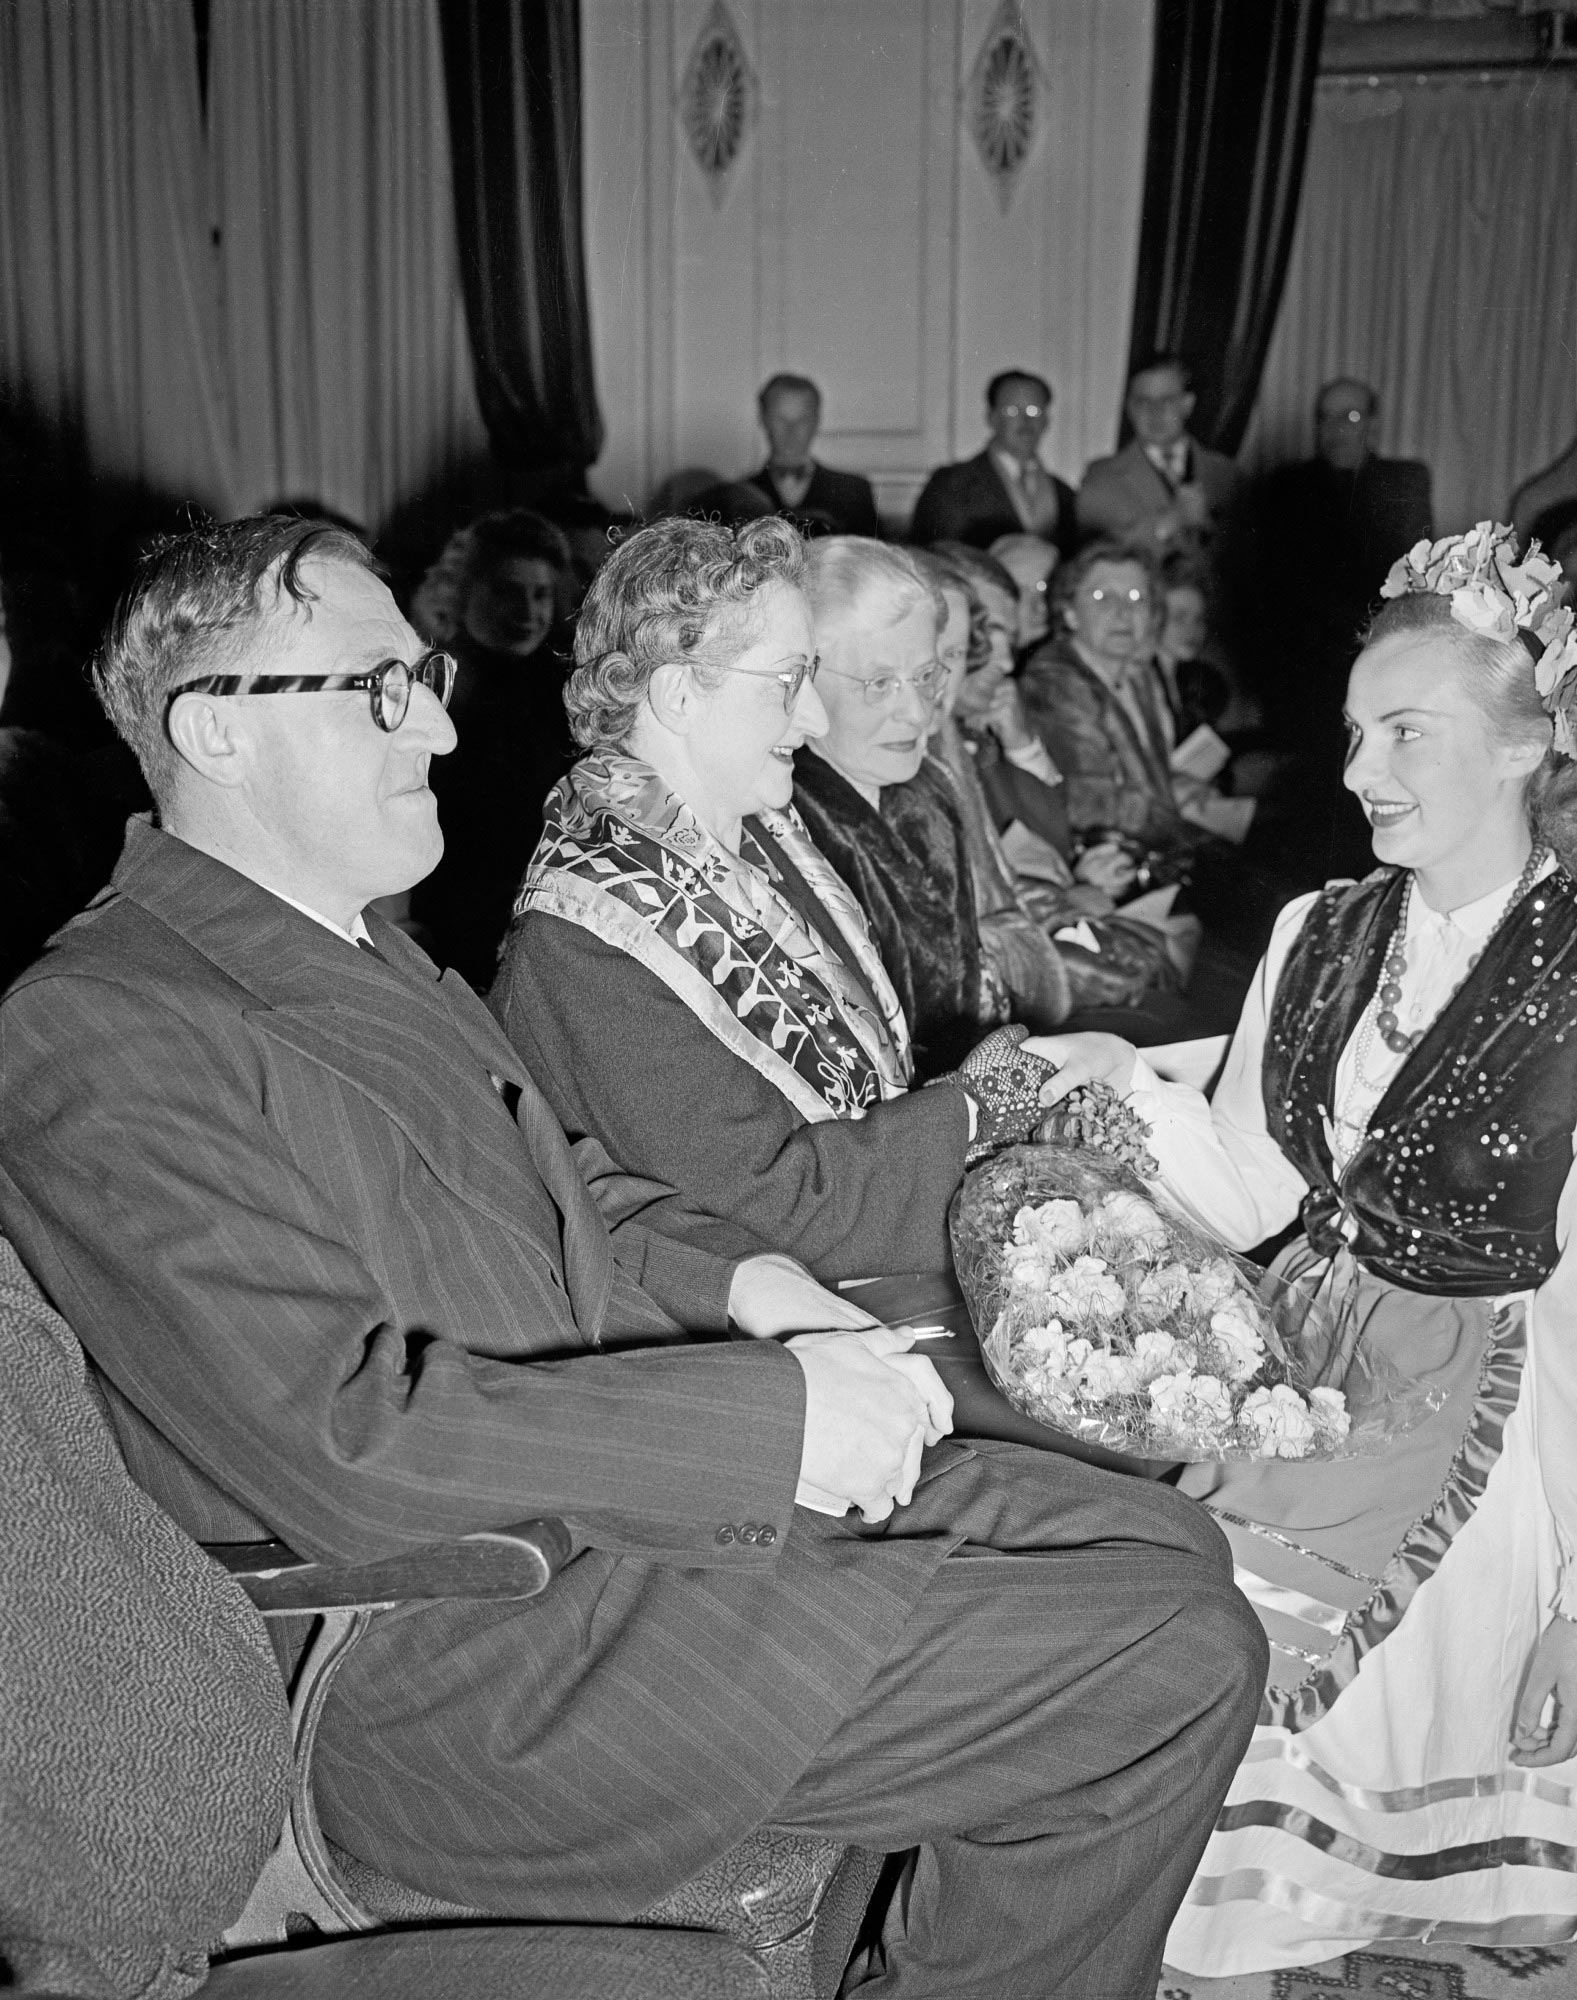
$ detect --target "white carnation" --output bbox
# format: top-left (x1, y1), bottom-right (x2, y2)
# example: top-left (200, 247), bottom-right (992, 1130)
top-left (1045, 1255), bottom-right (1128, 1324)
top-left (1091, 1191), bottom-right (1171, 1256)
top-left (1132, 1329), bottom-right (1183, 1381)
top-left (1079, 1349), bottom-right (1141, 1401)
top-left (1020, 1322), bottom-right (1072, 1378)
top-left (1309, 1386), bottom-right (1352, 1443)
top-left (1014, 1198), bottom-right (1088, 1258)
top-left (1209, 1303), bottom-right (1266, 1384)
top-left (1133, 1261), bottom-right (1191, 1322)
top-left (1186, 1258), bottom-right (1243, 1314)
top-left (1239, 1384), bottom-right (1318, 1459)
top-left (1148, 1370), bottom-right (1196, 1425)
top-left (1188, 1374), bottom-right (1234, 1431)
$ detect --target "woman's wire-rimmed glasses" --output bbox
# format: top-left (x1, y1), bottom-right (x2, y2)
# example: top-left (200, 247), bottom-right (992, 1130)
top-left (712, 655), bottom-right (820, 713)
top-left (167, 649), bottom-right (458, 733)
top-left (817, 661), bottom-right (943, 708)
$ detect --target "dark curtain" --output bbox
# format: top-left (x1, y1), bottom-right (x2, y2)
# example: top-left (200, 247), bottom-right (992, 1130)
top-left (1125, 0), bottom-right (1325, 454)
top-left (437, 0), bottom-right (603, 484)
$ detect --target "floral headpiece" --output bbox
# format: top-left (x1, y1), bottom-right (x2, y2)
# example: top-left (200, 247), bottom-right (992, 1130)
top-left (1380, 521), bottom-right (1577, 754)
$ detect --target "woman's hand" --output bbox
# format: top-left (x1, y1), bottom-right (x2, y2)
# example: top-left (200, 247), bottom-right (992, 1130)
top-left (1020, 1032), bottom-right (1139, 1107)
top-left (1074, 840), bottom-right (1138, 898)
top-left (1511, 1618), bottom-right (1577, 1765)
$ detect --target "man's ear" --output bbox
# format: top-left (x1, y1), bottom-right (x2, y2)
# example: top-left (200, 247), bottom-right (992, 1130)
top-left (166, 694), bottom-right (251, 788)
top-left (1180, 390), bottom-right (1197, 425)
top-left (644, 660), bottom-right (695, 736)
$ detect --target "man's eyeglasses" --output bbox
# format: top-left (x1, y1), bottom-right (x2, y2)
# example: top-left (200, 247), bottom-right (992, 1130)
top-left (168, 650), bottom-right (457, 733)
top-left (820, 662), bottom-right (943, 707)
top-left (714, 655), bottom-right (820, 712)
top-left (996, 403), bottom-right (1047, 421)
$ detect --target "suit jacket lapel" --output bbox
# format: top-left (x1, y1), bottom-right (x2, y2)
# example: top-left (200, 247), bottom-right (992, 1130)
top-left (112, 822), bottom-right (617, 1336)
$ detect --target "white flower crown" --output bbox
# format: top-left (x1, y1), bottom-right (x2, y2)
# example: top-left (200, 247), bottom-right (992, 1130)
top-left (1381, 521), bottom-right (1577, 754)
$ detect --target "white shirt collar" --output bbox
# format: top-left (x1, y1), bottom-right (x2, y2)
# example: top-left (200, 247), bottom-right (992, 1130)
top-left (271, 887), bottom-right (374, 949)
top-left (1408, 850), bottom-right (1556, 945)
top-left (990, 444), bottom-right (1041, 484)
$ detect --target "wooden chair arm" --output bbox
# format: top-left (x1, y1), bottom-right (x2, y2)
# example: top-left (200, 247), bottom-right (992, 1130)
top-left (203, 1518), bottom-right (573, 1615)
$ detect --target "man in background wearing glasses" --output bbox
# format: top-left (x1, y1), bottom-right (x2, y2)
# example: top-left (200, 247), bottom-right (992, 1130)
top-left (909, 368), bottom-right (1079, 559)
top-left (1078, 353), bottom-right (1241, 560)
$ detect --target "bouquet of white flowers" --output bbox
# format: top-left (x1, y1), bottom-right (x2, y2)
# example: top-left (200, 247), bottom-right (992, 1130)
top-left (953, 1147), bottom-right (1415, 1462)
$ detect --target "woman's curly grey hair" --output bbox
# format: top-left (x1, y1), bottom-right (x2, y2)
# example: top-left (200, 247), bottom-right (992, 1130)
top-left (412, 508), bottom-right (574, 646)
top-left (565, 514), bottom-right (805, 751)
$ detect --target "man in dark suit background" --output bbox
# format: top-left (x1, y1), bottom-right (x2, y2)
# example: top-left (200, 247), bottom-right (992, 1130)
top-left (744, 373), bottom-right (880, 538)
top-left (0, 516), bottom-right (1263, 1995)
top-left (1078, 355), bottom-right (1239, 558)
top-left (910, 369), bottom-right (1079, 559)
top-left (1224, 377), bottom-right (1434, 875)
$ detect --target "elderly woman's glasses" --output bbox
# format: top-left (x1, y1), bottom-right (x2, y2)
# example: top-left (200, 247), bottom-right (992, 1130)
top-left (715, 656), bottom-right (820, 713)
top-left (819, 662), bottom-right (942, 708)
top-left (167, 650), bottom-right (457, 733)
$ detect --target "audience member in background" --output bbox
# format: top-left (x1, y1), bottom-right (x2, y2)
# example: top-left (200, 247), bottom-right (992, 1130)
top-left (1021, 540), bottom-right (1187, 857)
top-left (1227, 380), bottom-right (1432, 878)
top-left (0, 724), bottom-right (144, 989)
top-left (498, 517), bottom-right (1067, 1280)
top-left (910, 370), bottom-right (1078, 559)
top-left (790, 537), bottom-right (1078, 1075)
top-left (1153, 555), bottom-right (1234, 743)
top-left (915, 549), bottom-right (1186, 1030)
top-left (1079, 355), bottom-right (1239, 559)
top-left (0, 557), bottom-right (148, 982)
top-left (409, 508), bottom-right (578, 985)
top-left (989, 531), bottom-right (1058, 654)
top-left (743, 373), bottom-right (879, 538)
top-left (1511, 427), bottom-right (1577, 544)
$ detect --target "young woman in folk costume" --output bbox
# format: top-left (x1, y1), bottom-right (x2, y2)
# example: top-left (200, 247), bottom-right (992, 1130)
top-left (1037, 523), bottom-right (1577, 1972)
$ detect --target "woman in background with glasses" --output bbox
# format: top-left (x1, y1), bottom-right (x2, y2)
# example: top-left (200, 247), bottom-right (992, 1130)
top-left (792, 535), bottom-right (1071, 1079)
top-left (493, 516), bottom-right (1072, 1287)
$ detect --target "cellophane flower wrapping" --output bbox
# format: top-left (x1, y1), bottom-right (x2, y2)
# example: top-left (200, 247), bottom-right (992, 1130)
top-left (951, 1146), bottom-right (1421, 1463)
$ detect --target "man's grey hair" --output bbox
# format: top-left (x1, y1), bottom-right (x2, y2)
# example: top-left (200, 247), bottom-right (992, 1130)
top-left (94, 514), bottom-right (375, 806)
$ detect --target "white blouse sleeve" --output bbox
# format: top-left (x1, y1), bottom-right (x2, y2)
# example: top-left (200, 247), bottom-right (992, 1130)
top-left (1529, 1145), bottom-right (1577, 1617)
top-left (1124, 892), bottom-right (1321, 1251)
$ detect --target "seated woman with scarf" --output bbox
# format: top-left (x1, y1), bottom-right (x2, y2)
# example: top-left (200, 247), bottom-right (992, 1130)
top-left (493, 515), bottom-right (1066, 1283)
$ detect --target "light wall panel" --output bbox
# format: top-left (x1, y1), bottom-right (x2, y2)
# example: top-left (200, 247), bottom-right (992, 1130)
top-left (583, 0), bottom-right (1153, 526)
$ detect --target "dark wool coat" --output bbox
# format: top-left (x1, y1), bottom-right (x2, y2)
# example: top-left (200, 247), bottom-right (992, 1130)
top-left (792, 749), bottom-right (992, 1078)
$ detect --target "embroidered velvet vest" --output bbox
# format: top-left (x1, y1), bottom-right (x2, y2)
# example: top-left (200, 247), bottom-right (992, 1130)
top-left (1263, 866), bottom-right (1577, 1294)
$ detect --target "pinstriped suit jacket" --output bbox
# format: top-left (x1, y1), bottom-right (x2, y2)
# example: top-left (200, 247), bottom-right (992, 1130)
top-left (0, 819), bottom-right (961, 1917)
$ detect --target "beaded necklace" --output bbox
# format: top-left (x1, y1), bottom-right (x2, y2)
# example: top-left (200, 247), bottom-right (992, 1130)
top-left (1334, 846), bottom-right (1547, 1150)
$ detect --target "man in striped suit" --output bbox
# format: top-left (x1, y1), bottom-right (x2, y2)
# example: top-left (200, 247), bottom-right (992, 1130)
top-left (0, 516), bottom-right (1263, 1997)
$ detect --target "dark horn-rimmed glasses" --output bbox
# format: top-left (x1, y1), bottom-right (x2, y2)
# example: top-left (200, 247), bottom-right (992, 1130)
top-left (167, 649), bottom-right (457, 733)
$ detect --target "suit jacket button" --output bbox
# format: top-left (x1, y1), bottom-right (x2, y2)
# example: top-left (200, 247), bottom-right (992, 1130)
top-left (757, 1525), bottom-right (777, 1547)
top-left (742, 1524), bottom-right (763, 1545)
top-left (715, 1525), bottom-right (736, 1546)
